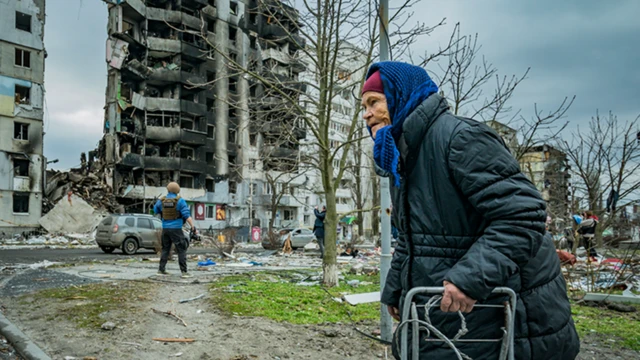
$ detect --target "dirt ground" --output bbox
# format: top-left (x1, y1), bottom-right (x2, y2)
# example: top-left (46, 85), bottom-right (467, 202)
top-left (1, 272), bottom-right (639, 359)
top-left (1, 281), bottom-right (388, 360)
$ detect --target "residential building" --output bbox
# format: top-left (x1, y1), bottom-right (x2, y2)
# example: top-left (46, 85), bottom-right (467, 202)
top-left (0, 0), bottom-right (46, 236)
top-left (519, 144), bottom-right (571, 221)
top-left (99, 0), bottom-right (305, 237)
top-left (292, 41), bottom-right (374, 240)
top-left (485, 120), bottom-right (518, 153)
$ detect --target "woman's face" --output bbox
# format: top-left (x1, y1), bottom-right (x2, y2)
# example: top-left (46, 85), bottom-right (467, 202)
top-left (361, 92), bottom-right (391, 139)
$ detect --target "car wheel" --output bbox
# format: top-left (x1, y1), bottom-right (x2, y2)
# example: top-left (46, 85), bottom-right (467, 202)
top-left (100, 246), bottom-right (115, 254)
top-left (122, 238), bottom-right (139, 255)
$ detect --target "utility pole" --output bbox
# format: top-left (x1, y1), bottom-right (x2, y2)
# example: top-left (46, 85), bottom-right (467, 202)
top-left (378, 0), bottom-right (393, 344)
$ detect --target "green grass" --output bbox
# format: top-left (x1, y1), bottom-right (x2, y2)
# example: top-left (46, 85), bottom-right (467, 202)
top-left (209, 271), bottom-right (381, 324)
top-left (572, 302), bottom-right (640, 351)
top-left (25, 281), bottom-right (157, 329)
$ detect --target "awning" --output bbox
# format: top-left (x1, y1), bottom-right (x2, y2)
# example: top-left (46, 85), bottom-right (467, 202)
top-left (339, 216), bottom-right (357, 225)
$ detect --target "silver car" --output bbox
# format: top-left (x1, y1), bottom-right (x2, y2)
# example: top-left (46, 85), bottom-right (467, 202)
top-left (95, 214), bottom-right (163, 254)
top-left (261, 228), bottom-right (316, 250)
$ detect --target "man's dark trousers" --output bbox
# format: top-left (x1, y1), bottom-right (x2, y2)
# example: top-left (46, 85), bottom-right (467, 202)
top-left (159, 228), bottom-right (187, 273)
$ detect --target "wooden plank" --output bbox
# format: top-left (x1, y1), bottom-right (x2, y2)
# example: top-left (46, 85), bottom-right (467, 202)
top-left (152, 338), bottom-right (195, 343)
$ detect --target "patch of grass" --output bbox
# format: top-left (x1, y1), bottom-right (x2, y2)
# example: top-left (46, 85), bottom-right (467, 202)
top-left (25, 281), bottom-right (157, 329)
top-left (209, 271), bottom-right (381, 324)
top-left (572, 302), bottom-right (640, 351)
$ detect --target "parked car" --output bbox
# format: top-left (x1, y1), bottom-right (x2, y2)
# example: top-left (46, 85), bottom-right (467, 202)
top-left (261, 228), bottom-right (316, 250)
top-left (95, 214), bottom-right (162, 254)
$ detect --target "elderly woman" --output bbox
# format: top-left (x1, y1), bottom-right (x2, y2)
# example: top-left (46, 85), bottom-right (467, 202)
top-left (362, 61), bottom-right (579, 360)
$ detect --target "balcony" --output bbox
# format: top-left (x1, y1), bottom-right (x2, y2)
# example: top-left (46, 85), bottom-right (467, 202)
top-left (253, 194), bottom-right (293, 206)
top-left (146, 8), bottom-right (201, 30)
top-left (144, 156), bottom-right (180, 171)
top-left (147, 68), bottom-right (206, 86)
top-left (145, 127), bottom-right (206, 146)
top-left (147, 37), bottom-right (181, 57)
top-left (262, 145), bottom-right (298, 159)
top-left (181, 100), bottom-right (207, 115)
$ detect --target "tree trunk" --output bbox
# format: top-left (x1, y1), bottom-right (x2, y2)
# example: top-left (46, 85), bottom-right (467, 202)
top-left (371, 167), bottom-right (380, 241)
top-left (322, 189), bottom-right (338, 287)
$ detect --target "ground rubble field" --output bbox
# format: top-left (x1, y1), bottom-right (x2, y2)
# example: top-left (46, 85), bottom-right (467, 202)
top-left (1, 279), bottom-right (386, 360)
top-left (0, 252), bottom-right (638, 360)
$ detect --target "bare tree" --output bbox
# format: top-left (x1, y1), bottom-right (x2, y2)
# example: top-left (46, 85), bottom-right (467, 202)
top-left (431, 25), bottom-right (574, 161)
top-left (197, 0), bottom-right (447, 286)
top-left (558, 111), bottom-right (640, 246)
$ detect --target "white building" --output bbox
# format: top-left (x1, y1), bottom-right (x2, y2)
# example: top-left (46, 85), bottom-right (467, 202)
top-left (0, 0), bottom-right (46, 236)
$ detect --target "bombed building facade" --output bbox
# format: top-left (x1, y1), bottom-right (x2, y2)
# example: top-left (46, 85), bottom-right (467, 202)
top-left (100, 0), bottom-right (306, 232)
top-left (0, 0), bottom-right (46, 236)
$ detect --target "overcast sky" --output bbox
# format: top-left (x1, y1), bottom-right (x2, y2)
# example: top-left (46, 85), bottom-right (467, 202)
top-left (43, 0), bottom-right (640, 170)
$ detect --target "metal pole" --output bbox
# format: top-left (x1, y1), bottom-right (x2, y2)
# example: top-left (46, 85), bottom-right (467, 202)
top-left (378, 0), bottom-right (393, 344)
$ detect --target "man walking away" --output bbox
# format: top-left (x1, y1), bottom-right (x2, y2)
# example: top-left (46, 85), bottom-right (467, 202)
top-left (577, 211), bottom-right (598, 257)
top-left (313, 206), bottom-right (326, 258)
top-left (154, 182), bottom-right (197, 278)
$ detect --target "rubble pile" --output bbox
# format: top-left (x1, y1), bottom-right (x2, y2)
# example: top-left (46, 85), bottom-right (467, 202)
top-left (0, 232), bottom-right (96, 246)
top-left (562, 247), bottom-right (640, 301)
top-left (44, 164), bottom-right (121, 214)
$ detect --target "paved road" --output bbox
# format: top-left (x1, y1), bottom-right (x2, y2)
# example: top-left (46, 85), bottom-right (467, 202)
top-left (0, 247), bottom-right (263, 265)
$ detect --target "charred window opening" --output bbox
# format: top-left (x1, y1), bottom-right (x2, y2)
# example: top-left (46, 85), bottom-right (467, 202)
top-left (206, 71), bottom-right (215, 83)
top-left (15, 12), bottom-right (31, 32)
top-left (13, 159), bottom-right (29, 177)
top-left (147, 112), bottom-right (179, 128)
top-left (230, 2), bottom-right (238, 15)
top-left (13, 193), bottom-right (29, 214)
top-left (206, 152), bottom-right (214, 165)
top-left (14, 122), bottom-right (29, 140)
top-left (228, 129), bottom-right (237, 143)
top-left (229, 155), bottom-right (237, 167)
top-left (14, 48), bottom-right (31, 68)
top-left (249, 85), bottom-right (256, 97)
top-left (180, 147), bottom-right (195, 159)
top-left (228, 108), bottom-right (237, 119)
top-left (249, 133), bottom-right (257, 146)
top-left (228, 26), bottom-right (237, 42)
top-left (229, 180), bottom-right (237, 194)
top-left (122, 20), bottom-right (135, 36)
top-left (207, 125), bottom-right (215, 139)
top-left (206, 179), bottom-right (215, 192)
top-left (208, 0), bottom-right (216, 7)
top-left (147, 0), bottom-right (176, 10)
top-left (206, 98), bottom-right (214, 111)
top-left (181, 118), bottom-right (195, 130)
top-left (180, 175), bottom-right (194, 188)
top-left (229, 52), bottom-right (237, 63)
top-left (147, 20), bottom-right (177, 40)
top-left (249, 12), bottom-right (258, 26)
top-left (207, 19), bottom-right (216, 33)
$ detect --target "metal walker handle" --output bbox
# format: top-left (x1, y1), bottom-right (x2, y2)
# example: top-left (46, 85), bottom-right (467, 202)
top-left (399, 286), bottom-right (517, 360)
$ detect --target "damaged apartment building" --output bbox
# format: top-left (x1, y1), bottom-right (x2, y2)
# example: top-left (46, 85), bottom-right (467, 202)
top-left (100, 0), bottom-right (306, 232)
top-left (0, 0), bottom-right (46, 236)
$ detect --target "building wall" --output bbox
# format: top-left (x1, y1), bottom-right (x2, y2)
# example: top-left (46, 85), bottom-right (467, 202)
top-left (0, 0), bottom-right (45, 51)
top-left (0, 0), bottom-right (45, 236)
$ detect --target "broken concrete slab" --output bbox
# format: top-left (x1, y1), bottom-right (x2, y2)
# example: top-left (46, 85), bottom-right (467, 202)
top-left (583, 293), bottom-right (640, 304)
top-left (343, 292), bottom-right (380, 305)
top-left (39, 194), bottom-right (105, 234)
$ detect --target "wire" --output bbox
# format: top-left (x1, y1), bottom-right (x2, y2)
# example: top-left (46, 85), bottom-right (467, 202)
top-left (320, 287), bottom-right (393, 346)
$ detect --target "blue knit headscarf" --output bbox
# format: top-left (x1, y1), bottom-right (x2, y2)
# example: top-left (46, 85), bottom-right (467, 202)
top-left (365, 61), bottom-right (439, 186)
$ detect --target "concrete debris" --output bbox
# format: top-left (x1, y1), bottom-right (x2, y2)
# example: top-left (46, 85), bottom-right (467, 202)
top-left (28, 260), bottom-right (61, 269)
top-left (606, 302), bottom-right (637, 313)
top-left (583, 293), bottom-right (640, 304)
top-left (343, 292), bottom-right (381, 305)
top-left (101, 322), bottom-right (116, 331)
top-left (349, 264), bottom-right (364, 275)
top-left (44, 164), bottom-right (122, 215)
top-left (39, 194), bottom-right (105, 234)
